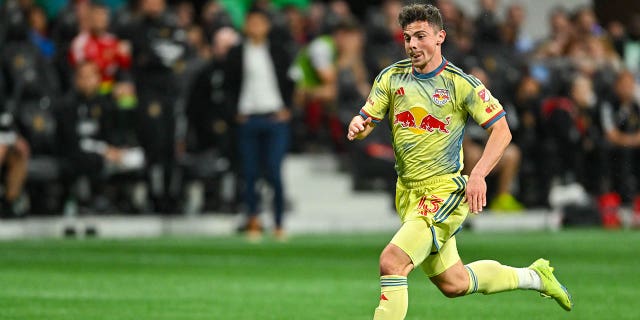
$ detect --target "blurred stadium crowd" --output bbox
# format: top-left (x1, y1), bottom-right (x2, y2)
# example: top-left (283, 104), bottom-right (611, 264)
top-left (1, 0), bottom-right (640, 225)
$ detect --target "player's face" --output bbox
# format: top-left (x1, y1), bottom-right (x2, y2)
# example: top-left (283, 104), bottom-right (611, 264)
top-left (403, 21), bottom-right (445, 73)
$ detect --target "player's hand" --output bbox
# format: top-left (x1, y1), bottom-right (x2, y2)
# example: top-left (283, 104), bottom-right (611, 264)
top-left (465, 174), bottom-right (487, 214)
top-left (347, 116), bottom-right (371, 141)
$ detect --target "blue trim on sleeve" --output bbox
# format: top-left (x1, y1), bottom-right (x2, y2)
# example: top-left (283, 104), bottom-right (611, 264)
top-left (481, 110), bottom-right (506, 129)
top-left (359, 110), bottom-right (382, 124)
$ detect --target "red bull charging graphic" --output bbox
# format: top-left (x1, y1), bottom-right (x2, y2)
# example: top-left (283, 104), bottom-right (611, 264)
top-left (394, 106), bottom-right (451, 135)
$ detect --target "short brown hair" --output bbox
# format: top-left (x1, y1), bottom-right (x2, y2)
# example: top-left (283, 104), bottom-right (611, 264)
top-left (398, 4), bottom-right (443, 31)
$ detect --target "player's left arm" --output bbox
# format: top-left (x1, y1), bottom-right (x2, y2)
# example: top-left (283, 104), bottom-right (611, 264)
top-left (462, 79), bottom-right (510, 214)
top-left (466, 117), bottom-right (511, 214)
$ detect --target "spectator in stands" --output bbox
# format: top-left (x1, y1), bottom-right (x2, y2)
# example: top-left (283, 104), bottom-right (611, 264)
top-left (306, 0), bottom-right (328, 39)
top-left (224, 7), bottom-right (294, 241)
top-left (27, 5), bottom-right (55, 60)
top-left (200, 0), bottom-right (233, 41)
top-left (364, 0), bottom-right (406, 81)
top-left (1, 0), bottom-right (36, 44)
top-left (565, 35), bottom-right (621, 95)
top-left (56, 61), bottom-right (144, 212)
top-left (335, 18), bottom-right (369, 126)
top-left (125, 0), bottom-right (188, 213)
top-left (282, 5), bottom-right (309, 54)
top-left (290, 17), bottom-right (361, 153)
top-left (437, 0), bottom-right (475, 68)
top-left (51, 0), bottom-right (91, 45)
top-left (534, 7), bottom-right (574, 60)
top-left (512, 75), bottom-right (548, 205)
top-left (541, 75), bottom-right (603, 194)
top-left (0, 73), bottom-right (30, 218)
top-left (174, 1), bottom-right (195, 29)
top-left (69, 2), bottom-right (132, 95)
top-left (183, 27), bottom-right (239, 213)
top-left (472, 1), bottom-right (526, 104)
top-left (187, 27), bottom-right (239, 155)
top-left (572, 6), bottom-right (605, 38)
top-left (504, 3), bottom-right (533, 54)
top-left (51, 0), bottom-right (91, 93)
top-left (474, 0), bottom-right (500, 44)
top-left (463, 67), bottom-right (525, 212)
top-left (610, 14), bottom-right (640, 76)
top-left (599, 71), bottom-right (640, 208)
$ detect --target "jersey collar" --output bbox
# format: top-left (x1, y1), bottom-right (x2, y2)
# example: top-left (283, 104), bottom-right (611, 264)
top-left (412, 57), bottom-right (448, 79)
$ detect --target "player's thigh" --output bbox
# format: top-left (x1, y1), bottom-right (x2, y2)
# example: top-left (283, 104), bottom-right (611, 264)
top-left (420, 236), bottom-right (461, 277)
top-left (389, 219), bottom-right (433, 268)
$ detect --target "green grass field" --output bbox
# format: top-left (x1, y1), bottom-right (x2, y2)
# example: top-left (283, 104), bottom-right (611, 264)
top-left (0, 229), bottom-right (639, 320)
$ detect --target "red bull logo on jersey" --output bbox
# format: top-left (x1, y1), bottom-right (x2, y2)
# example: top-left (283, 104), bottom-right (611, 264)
top-left (431, 88), bottom-right (450, 106)
top-left (393, 106), bottom-right (451, 135)
top-left (394, 111), bottom-right (416, 129)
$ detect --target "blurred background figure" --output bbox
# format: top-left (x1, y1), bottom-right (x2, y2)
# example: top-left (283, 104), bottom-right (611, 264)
top-left (0, 72), bottom-right (30, 218)
top-left (124, 0), bottom-right (187, 214)
top-left (56, 61), bottom-right (144, 214)
top-left (27, 5), bottom-right (55, 60)
top-left (69, 2), bottom-right (132, 96)
top-left (599, 70), bottom-right (640, 226)
top-left (224, 7), bottom-right (294, 241)
top-left (542, 75), bottom-right (602, 193)
top-left (184, 27), bottom-right (240, 214)
top-left (364, 0), bottom-right (405, 81)
top-left (289, 16), bottom-right (360, 155)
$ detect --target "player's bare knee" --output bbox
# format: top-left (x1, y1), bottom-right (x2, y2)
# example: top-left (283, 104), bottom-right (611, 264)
top-left (379, 245), bottom-right (412, 276)
top-left (379, 253), bottom-right (402, 275)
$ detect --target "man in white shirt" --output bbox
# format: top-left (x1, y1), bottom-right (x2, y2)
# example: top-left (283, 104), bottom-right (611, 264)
top-left (224, 7), bottom-right (294, 241)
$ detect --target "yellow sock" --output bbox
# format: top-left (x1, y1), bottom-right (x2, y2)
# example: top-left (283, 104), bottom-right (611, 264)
top-left (464, 260), bottom-right (519, 295)
top-left (373, 275), bottom-right (408, 320)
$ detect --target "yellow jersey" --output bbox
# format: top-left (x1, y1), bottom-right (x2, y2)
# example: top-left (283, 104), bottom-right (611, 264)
top-left (360, 58), bottom-right (506, 183)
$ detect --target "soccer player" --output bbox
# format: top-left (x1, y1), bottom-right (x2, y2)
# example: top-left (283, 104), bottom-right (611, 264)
top-left (346, 4), bottom-right (573, 319)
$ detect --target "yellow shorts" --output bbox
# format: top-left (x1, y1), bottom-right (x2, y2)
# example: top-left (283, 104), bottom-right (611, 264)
top-left (390, 173), bottom-right (468, 277)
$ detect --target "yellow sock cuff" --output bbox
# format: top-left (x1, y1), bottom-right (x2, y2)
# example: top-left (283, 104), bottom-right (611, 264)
top-left (465, 265), bottom-right (479, 294)
top-left (374, 276), bottom-right (409, 320)
top-left (380, 275), bottom-right (408, 292)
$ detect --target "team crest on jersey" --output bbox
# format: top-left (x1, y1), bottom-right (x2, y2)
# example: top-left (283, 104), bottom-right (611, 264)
top-left (478, 88), bottom-right (491, 102)
top-left (431, 89), bottom-right (450, 106)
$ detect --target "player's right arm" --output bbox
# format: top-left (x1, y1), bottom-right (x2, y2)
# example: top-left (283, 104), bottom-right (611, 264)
top-left (347, 62), bottom-right (395, 141)
top-left (347, 115), bottom-right (374, 140)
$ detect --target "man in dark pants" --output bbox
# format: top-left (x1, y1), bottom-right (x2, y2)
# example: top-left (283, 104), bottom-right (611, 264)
top-left (185, 27), bottom-right (240, 211)
top-left (225, 7), bottom-right (294, 241)
top-left (124, 0), bottom-right (187, 213)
